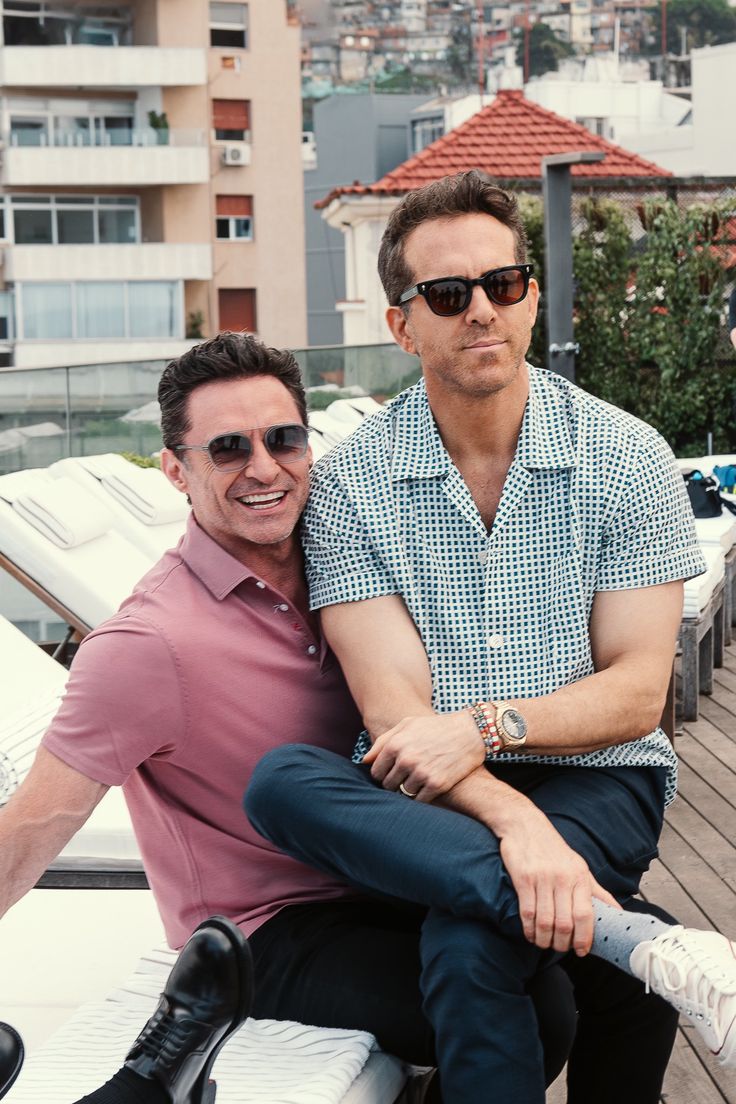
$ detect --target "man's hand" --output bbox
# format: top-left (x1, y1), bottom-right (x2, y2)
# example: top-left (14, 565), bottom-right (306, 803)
top-left (363, 710), bottom-right (485, 801)
top-left (496, 797), bottom-right (620, 955)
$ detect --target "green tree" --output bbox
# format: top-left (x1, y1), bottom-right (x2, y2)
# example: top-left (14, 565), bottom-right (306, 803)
top-left (514, 22), bottom-right (574, 78)
top-left (573, 199), bottom-right (633, 412)
top-left (645, 0), bottom-right (736, 53)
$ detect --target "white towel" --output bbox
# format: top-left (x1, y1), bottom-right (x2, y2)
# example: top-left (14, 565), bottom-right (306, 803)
top-left (101, 465), bottom-right (189, 526)
top-left (12, 477), bottom-right (113, 549)
top-left (13, 946), bottom-right (375, 1104)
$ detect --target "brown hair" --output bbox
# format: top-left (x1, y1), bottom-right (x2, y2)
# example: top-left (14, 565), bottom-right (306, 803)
top-left (377, 170), bottom-right (528, 307)
top-left (158, 332), bottom-right (307, 449)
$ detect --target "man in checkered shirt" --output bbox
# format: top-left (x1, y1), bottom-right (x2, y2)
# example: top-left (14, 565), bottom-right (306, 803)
top-left (247, 171), bottom-right (736, 1099)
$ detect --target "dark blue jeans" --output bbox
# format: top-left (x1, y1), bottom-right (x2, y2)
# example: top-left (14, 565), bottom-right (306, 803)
top-left (245, 747), bottom-right (671, 1103)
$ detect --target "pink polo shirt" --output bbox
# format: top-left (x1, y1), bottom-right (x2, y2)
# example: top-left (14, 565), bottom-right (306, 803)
top-left (43, 516), bottom-right (363, 948)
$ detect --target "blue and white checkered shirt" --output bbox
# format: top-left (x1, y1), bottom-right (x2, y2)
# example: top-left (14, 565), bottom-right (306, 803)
top-left (303, 366), bottom-right (706, 806)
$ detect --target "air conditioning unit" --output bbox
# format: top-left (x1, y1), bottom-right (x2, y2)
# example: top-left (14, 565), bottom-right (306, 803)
top-left (221, 142), bottom-right (248, 167)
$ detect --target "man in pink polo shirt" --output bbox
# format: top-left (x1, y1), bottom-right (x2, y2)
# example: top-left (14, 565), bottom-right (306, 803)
top-left (0, 334), bottom-right (680, 1104)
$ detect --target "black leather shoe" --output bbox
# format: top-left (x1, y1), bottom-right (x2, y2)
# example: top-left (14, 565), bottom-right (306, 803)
top-left (0, 1023), bottom-right (23, 1100)
top-left (124, 916), bottom-right (253, 1104)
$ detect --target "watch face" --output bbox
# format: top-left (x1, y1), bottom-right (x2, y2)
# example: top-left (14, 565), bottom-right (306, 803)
top-left (500, 708), bottom-right (527, 741)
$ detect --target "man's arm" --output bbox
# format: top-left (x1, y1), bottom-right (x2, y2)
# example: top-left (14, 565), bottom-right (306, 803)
top-left (0, 747), bottom-right (108, 919)
top-left (326, 580), bottom-right (683, 800)
top-left (320, 594), bottom-right (619, 954)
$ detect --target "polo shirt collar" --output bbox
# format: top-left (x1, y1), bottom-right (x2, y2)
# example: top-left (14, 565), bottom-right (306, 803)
top-left (179, 514), bottom-right (256, 600)
top-left (390, 366), bottom-right (576, 481)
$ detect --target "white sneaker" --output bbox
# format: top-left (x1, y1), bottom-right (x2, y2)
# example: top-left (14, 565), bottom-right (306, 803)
top-left (630, 927), bottom-right (736, 1067)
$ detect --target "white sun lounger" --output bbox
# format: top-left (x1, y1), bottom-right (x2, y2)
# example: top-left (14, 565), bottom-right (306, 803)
top-left (0, 470), bottom-right (153, 636)
top-left (0, 614), bottom-right (144, 886)
top-left (49, 455), bottom-right (189, 561)
top-left (11, 943), bottom-right (416, 1104)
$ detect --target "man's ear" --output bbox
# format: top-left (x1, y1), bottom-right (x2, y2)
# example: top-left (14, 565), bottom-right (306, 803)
top-left (386, 305), bottom-right (417, 356)
top-left (160, 447), bottom-right (190, 497)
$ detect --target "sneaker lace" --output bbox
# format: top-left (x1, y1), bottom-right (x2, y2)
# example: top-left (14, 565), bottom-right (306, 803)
top-left (641, 932), bottom-right (736, 1028)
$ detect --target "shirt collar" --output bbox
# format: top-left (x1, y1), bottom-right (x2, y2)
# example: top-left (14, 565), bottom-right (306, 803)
top-left (390, 379), bottom-right (452, 482)
top-left (179, 514), bottom-right (257, 600)
top-left (516, 364), bottom-right (577, 471)
top-left (390, 366), bottom-right (576, 481)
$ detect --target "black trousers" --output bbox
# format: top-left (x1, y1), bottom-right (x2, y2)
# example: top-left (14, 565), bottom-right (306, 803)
top-left (249, 895), bottom-right (678, 1104)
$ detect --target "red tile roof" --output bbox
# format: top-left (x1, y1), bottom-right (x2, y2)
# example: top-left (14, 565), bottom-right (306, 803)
top-left (318, 90), bottom-right (671, 207)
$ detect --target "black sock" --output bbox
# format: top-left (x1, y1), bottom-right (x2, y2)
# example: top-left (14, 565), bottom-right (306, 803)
top-left (75, 1067), bottom-right (170, 1104)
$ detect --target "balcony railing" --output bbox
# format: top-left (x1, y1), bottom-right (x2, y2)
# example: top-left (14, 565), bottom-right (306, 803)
top-left (6, 127), bottom-right (206, 149)
top-left (0, 345), bottom-right (420, 475)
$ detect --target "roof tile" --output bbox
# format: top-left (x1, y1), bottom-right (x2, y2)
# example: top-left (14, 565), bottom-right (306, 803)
top-left (318, 90), bottom-right (671, 207)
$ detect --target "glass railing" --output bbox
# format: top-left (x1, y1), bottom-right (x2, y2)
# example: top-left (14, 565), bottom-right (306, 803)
top-left (6, 127), bottom-right (207, 149)
top-left (0, 344), bottom-right (421, 475)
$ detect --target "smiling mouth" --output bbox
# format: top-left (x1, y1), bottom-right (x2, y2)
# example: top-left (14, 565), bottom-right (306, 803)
top-left (236, 490), bottom-right (286, 510)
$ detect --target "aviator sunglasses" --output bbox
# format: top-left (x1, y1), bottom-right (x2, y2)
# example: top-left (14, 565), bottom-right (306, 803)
top-left (399, 263), bottom-right (534, 317)
top-left (173, 423), bottom-right (309, 472)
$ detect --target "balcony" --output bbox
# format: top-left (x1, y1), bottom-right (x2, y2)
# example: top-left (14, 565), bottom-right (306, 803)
top-left (1, 130), bottom-right (209, 187)
top-left (0, 45), bottom-right (207, 89)
top-left (3, 243), bottom-right (213, 284)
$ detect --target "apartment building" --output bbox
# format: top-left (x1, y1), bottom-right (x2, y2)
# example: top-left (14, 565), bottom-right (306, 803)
top-left (0, 0), bottom-right (306, 369)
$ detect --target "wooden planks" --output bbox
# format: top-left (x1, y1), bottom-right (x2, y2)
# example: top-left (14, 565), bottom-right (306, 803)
top-left (547, 638), bottom-right (736, 1103)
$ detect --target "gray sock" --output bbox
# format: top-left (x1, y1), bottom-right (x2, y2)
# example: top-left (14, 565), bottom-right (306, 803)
top-left (591, 901), bottom-right (671, 976)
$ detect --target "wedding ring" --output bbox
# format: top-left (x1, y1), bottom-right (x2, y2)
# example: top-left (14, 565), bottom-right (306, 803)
top-left (399, 782), bottom-right (418, 799)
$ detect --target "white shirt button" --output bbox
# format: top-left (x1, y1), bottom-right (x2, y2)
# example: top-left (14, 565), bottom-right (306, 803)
top-left (477, 549), bottom-right (488, 565)
top-left (255, 581), bottom-right (266, 589)
top-left (279, 603), bottom-right (289, 612)
top-left (489, 634), bottom-right (505, 649)
top-left (307, 644), bottom-right (318, 655)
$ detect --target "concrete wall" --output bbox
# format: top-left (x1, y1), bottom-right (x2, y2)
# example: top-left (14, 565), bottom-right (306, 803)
top-left (305, 92), bottom-right (427, 346)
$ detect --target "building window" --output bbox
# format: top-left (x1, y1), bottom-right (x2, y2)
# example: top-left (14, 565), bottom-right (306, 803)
top-left (411, 116), bottom-right (445, 154)
top-left (209, 3), bottom-right (248, 49)
top-left (212, 99), bottom-right (251, 142)
top-left (3, 4), bottom-right (132, 47)
top-left (10, 195), bottom-right (139, 245)
top-left (218, 288), bottom-right (256, 333)
top-left (18, 281), bottom-right (182, 341)
top-left (216, 196), bottom-right (253, 240)
top-left (0, 291), bottom-right (15, 342)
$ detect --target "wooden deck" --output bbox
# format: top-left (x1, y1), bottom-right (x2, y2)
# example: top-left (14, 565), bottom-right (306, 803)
top-left (548, 638), bottom-right (736, 1103)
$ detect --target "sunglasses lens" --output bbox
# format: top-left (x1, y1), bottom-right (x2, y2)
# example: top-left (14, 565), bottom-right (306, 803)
top-left (485, 268), bottom-right (527, 306)
top-left (208, 433), bottom-right (251, 471)
top-left (265, 424), bottom-right (309, 462)
top-left (426, 279), bottom-right (469, 317)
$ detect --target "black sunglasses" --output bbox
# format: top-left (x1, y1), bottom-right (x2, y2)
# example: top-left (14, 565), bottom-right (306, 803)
top-left (398, 263), bottom-right (534, 317)
top-left (173, 423), bottom-right (309, 472)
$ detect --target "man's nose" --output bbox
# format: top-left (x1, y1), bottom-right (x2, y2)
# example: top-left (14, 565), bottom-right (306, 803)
top-left (243, 438), bottom-right (281, 482)
top-left (464, 284), bottom-right (497, 325)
